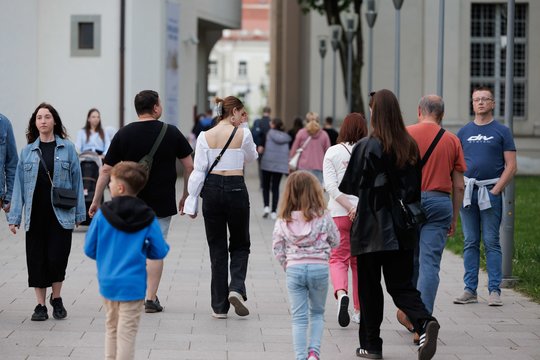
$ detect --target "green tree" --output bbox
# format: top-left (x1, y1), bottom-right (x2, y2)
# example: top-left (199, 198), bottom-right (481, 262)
top-left (298, 0), bottom-right (365, 116)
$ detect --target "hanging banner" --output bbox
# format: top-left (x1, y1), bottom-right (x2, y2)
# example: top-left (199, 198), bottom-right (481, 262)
top-left (164, 1), bottom-right (180, 125)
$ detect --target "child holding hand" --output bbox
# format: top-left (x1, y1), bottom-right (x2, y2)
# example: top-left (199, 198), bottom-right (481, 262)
top-left (272, 171), bottom-right (340, 360)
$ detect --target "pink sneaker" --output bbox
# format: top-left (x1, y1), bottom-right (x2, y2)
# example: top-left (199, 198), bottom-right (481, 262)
top-left (307, 350), bottom-right (319, 360)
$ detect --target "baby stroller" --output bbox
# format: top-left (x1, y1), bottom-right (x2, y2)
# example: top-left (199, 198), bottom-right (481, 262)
top-left (79, 151), bottom-right (102, 225)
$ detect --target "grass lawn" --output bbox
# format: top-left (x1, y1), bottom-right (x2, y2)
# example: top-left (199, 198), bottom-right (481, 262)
top-left (446, 176), bottom-right (540, 303)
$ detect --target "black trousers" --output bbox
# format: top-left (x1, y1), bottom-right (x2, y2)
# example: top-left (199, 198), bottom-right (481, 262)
top-left (357, 249), bottom-right (435, 352)
top-left (262, 170), bottom-right (283, 212)
top-left (202, 174), bottom-right (251, 314)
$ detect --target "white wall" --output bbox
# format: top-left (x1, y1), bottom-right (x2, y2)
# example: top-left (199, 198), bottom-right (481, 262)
top-left (37, 0), bottom-right (119, 140)
top-left (0, 0), bottom-right (39, 148)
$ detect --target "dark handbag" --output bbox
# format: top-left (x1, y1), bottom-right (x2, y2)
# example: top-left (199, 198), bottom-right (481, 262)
top-left (386, 128), bottom-right (446, 230)
top-left (385, 164), bottom-right (426, 231)
top-left (391, 198), bottom-right (427, 230)
top-left (52, 187), bottom-right (78, 209)
top-left (36, 149), bottom-right (78, 209)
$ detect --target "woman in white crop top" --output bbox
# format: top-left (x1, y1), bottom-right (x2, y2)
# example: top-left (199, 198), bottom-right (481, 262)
top-left (185, 96), bottom-right (257, 319)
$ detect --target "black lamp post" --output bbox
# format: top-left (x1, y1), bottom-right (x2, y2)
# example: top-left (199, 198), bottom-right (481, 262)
top-left (365, 0), bottom-right (378, 127)
top-left (330, 25), bottom-right (342, 124)
top-left (341, 12), bottom-right (359, 113)
top-left (392, 0), bottom-right (404, 100)
top-left (318, 35), bottom-right (328, 122)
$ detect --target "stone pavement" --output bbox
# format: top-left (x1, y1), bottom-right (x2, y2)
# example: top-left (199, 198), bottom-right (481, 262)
top-left (1, 164), bottom-right (539, 360)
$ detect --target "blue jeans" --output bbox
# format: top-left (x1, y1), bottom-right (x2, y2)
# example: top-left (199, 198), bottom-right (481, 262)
top-left (460, 188), bottom-right (503, 295)
top-left (286, 264), bottom-right (328, 360)
top-left (413, 193), bottom-right (452, 315)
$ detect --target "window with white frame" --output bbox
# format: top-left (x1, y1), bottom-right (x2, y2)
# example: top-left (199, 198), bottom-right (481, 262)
top-left (238, 61), bottom-right (247, 77)
top-left (470, 3), bottom-right (527, 119)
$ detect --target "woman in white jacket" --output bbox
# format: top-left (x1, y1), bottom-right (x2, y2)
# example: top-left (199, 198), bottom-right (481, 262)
top-left (323, 112), bottom-right (367, 327)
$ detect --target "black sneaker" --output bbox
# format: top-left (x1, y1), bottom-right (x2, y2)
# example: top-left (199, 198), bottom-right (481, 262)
top-left (31, 304), bottom-right (48, 321)
top-left (337, 294), bottom-right (350, 327)
top-left (49, 295), bottom-right (67, 319)
top-left (144, 296), bottom-right (163, 313)
top-left (356, 348), bottom-right (383, 359)
top-left (418, 320), bottom-right (440, 360)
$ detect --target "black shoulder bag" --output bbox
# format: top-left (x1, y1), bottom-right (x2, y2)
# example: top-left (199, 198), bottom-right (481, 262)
top-left (36, 149), bottom-right (78, 209)
top-left (139, 122), bottom-right (168, 174)
top-left (387, 127), bottom-right (446, 230)
top-left (206, 127), bottom-right (238, 180)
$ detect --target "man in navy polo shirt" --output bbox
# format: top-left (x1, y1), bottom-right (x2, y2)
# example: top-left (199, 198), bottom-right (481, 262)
top-left (454, 87), bottom-right (517, 307)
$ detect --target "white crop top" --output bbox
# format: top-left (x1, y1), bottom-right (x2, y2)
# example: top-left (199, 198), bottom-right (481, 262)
top-left (184, 128), bottom-right (258, 215)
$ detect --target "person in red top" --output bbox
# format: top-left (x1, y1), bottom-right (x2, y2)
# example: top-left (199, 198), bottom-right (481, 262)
top-left (397, 95), bottom-right (466, 343)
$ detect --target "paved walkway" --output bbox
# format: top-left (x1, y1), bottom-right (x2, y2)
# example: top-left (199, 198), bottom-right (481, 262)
top-left (1, 164), bottom-right (539, 360)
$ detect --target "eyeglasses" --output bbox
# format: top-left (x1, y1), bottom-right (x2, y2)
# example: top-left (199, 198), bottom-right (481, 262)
top-left (472, 97), bottom-right (493, 103)
top-left (369, 91), bottom-right (376, 97)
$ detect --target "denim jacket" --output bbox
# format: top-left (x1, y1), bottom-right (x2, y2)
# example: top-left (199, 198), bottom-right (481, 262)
top-left (0, 114), bottom-right (18, 204)
top-left (8, 135), bottom-right (86, 230)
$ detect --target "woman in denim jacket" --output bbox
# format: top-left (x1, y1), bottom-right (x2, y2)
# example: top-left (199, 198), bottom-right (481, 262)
top-left (8, 103), bottom-right (85, 322)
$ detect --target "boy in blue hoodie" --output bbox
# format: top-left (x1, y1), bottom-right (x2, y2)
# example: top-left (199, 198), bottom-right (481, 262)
top-left (84, 161), bottom-right (169, 360)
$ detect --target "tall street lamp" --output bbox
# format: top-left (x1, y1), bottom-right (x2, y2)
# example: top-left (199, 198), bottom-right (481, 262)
top-left (365, 0), bottom-right (378, 128)
top-left (318, 35), bottom-right (328, 122)
top-left (437, 0), bottom-right (445, 97)
top-left (342, 12), bottom-right (359, 113)
top-left (393, 0), bottom-right (404, 100)
top-left (501, 0), bottom-right (517, 287)
top-left (330, 25), bottom-right (342, 124)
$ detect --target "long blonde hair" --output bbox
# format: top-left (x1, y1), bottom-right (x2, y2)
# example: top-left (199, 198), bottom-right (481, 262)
top-left (278, 171), bottom-right (326, 222)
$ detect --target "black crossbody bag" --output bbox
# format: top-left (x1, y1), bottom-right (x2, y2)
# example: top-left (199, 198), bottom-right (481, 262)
top-left (387, 128), bottom-right (446, 230)
top-left (138, 122), bottom-right (168, 174)
top-left (36, 149), bottom-right (78, 209)
top-left (205, 127), bottom-right (238, 180)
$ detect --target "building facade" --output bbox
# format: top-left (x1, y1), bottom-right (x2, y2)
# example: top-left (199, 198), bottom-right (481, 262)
top-left (208, 0), bottom-right (270, 118)
top-left (0, 0), bottom-right (241, 148)
top-left (270, 0), bottom-right (540, 159)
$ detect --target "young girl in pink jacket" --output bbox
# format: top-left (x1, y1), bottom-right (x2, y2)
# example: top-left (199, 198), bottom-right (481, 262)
top-left (272, 171), bottom-right (340, 360)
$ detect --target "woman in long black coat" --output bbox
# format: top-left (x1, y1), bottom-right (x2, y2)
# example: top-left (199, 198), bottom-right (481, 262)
top-left (339, 89), bottom-right (439, 360)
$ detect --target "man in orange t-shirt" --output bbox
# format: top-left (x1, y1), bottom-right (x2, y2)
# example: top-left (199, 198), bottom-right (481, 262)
top-left (397, 95), bottom-right (466, 341)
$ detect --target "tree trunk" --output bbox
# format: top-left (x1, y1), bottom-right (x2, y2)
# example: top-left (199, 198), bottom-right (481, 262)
top-left (300, 0), bottom-right (365, 116)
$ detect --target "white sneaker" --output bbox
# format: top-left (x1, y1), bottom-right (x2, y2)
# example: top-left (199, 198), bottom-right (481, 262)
top-left (488, 291), bottom-right (503, 306)
top-left (263, 206), bottom-right (270, 218)
top-left (352, 312), bottom-right (360, 324)
top-left (211, 311), bottom-right (227, 319)
top-left (270, 212), bottom-right (277, 220)
top-left (228, 291), bottom-right (249, 316)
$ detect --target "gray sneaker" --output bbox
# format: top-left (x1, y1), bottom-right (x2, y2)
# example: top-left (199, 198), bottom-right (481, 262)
top-left (488, 291), bottom-right (503, 306)
top-left (453, 291), bottom-right (478, 304)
